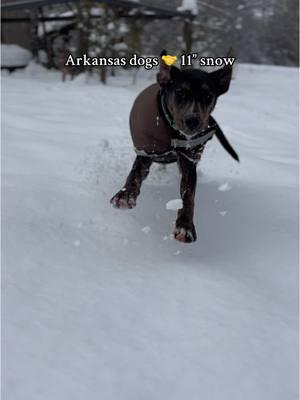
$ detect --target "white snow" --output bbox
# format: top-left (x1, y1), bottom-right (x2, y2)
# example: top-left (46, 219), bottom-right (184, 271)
top-left (113, 42), bottom-right (128, 51)
top-left (141, 225), bottom-right (151, 234)
top-left (37, 10), bottom-right (82, 37)
top-left (177, 0), bottom-right (198, 15)
top-left (166, 198), bottom-right (183, 210)
top-left (90, 7), bottom-right (105, 16)
top-left (1, 44), bottom-right (32, 67)
top-left (2, 63), bottom-right (298, 400)
top-left (219, 210), bottom-right (228, 216)
top-left (218, 182), bottom-right (232, 191)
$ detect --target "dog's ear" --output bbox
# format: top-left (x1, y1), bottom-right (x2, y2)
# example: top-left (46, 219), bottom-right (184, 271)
top-left (211, 65), bottom-right (232, 96)
top-left (157, 50), bottom-right (181, 86)
top-left (157, 50), bottom-right (170, 86)
top-left (170, 66), bottom-right (181, 81)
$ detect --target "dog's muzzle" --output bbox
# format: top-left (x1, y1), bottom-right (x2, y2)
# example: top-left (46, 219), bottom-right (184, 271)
top-left (184, 114), bottom-right (201, 132)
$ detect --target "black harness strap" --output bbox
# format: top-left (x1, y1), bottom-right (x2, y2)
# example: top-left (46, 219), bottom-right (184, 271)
top-left (210, 116), bottom-right (239, 162)
top-left (160, 90), bottom-right (240, 162)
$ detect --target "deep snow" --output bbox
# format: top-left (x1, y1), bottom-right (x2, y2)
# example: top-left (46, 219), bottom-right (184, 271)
top-left (2, 63), bottom-right (299, 400)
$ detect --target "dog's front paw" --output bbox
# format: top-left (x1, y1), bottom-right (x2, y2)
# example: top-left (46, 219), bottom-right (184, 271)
top-left (174, 224), bottom-right (197, 243)
top-left (110, 188), bottom-right (137, 209)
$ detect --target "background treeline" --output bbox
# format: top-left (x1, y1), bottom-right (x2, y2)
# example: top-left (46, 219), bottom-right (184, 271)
top-left (2, 0), bottom-right (299, 68)
top-left (149, 0), bottom-right (299, 66)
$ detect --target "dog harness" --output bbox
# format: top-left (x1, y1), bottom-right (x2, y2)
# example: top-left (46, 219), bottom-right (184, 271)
top-left (130, 83), bottom-right (239, 164)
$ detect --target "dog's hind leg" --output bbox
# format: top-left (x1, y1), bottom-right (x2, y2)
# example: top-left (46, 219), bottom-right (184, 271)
top-left (110, 156), bottom-right (152, 209)
top-left (174, 154), bottom-right (197, 243)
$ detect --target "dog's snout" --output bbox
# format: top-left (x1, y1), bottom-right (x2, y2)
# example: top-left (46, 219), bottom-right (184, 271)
top-left (185, 115), bottom-right (200, 131)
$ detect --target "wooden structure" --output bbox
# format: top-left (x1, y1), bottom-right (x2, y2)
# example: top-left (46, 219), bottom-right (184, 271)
top-left (1, 0), bottom-right (195, 80)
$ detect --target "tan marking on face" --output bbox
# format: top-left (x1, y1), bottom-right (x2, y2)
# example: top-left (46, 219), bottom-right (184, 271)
top-left (167, 90), bottom-right (213, 133)
top-left (167, 92), bottom-right (195, 132)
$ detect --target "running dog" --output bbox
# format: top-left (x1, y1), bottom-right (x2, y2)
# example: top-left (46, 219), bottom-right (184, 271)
top-left (111, 50), bottom-right (237, 243)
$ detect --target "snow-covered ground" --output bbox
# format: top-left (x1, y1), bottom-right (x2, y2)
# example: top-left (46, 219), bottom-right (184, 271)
top-left (2, 63), bottom-right (299, 400)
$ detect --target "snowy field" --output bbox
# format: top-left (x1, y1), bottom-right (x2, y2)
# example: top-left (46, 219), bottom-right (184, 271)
top-left (2, 63), bottom-right (299, 400)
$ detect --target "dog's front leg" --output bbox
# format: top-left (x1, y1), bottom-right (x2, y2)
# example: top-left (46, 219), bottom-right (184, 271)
top-left (174, 154), bottom-right (197, 243)
top-left (110, 156), bottom-right (152, 209)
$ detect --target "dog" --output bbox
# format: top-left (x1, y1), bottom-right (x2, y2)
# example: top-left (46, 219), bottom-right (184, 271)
top-left (110, 50), bottom-right (235, 243)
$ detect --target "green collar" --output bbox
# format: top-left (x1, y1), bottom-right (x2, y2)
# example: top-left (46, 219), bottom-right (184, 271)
top-left (160, 90), bottom-right (178, 132)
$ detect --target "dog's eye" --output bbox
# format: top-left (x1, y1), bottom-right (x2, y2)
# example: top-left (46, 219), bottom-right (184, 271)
top-left (203, 92), bottom-right (212, 103)
top-left (175, 88), bottom-right (186, 98)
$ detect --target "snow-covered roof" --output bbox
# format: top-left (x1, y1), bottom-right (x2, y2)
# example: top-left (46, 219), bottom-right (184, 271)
top-left (1, 0), bottom-right (194, 18)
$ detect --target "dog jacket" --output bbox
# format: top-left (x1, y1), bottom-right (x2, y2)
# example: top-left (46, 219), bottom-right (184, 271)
top-left (130, 83), bottom-right (239, 163)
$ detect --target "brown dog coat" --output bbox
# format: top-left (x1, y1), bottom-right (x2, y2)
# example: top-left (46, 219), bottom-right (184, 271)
top-left (130, 83), bottom-right (176, 158)
top-left (129, 83), bottom-right (239, 163)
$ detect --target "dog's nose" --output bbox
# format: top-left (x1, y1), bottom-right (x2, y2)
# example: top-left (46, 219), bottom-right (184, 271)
top-left (185, 116), bottom-right (200, 131)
